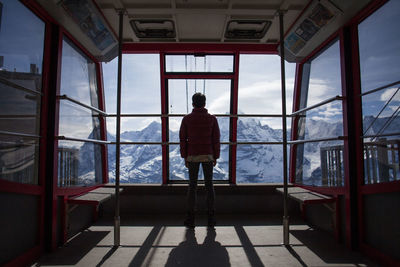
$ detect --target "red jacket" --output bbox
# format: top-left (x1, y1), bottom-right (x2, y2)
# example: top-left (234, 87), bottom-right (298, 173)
top-left (179, 108), bottom-right (220, 159)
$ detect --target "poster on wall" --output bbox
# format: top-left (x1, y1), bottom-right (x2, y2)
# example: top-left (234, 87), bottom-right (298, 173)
top-left (60, 0), bottom-right (116, 51)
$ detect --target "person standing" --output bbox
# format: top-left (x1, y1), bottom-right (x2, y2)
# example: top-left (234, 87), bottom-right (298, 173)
top-left (179, 93), bottom-right (220, 228)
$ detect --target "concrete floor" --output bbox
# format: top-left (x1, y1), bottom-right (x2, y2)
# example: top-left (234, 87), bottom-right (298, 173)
top-left (33, 215), bottom-right (378, 267)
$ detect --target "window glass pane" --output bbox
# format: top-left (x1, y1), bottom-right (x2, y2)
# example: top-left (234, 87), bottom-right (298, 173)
top-left (58, 101), bottom-right (101, 140)
top-left (169, 144), bottom-right (229, 181)
top-left (297, 102), bottom-right (344, 140)
top-left (363, 138), bottom-right (399, 184)
top-left (170, 117), bottom-right (228, 143)
top-left (358, 0), bottom-right (400, 93)
top-left (107, 144), bottom-right (162, 183)
top-left (60, 38), bottom-right (99, 108)
top-left (0, 82), bottom-right (40, 135)
top-left (306, 40), bottom-right (341, 107)
top-left (122, 54), bottom-right (161, 114)
top-left (168, 79), bottom-right (231, 114)
top-left (58, 140), bottom-right (103, 187)
top-left (0, 0), bottom-right (45, 91)
top-left (362, 87), bottom-right (400, 137)
top-left (237, 144), bottom-right (289, 183)
top-left (358, 1), bottom-right (400, 184)
top-left (0, 0), bottom-right (44, 185)
top-left (294, 40), bottom-right (343, 187)
top-left (0, 136), bottom-right (39, 184)
top-left (237, 117), bottom-right (284, 142)
top-left (238, 55), bottom-right (295, 114)
top-left (295, 140), bottom-right (344, 186)
top-left (298, 42), bottom-right (343, 135)
top-left (166, 55), bottom-right (234, 72)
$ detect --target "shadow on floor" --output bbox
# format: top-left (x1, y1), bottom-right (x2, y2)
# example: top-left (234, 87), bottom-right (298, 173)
top-left (164, 228), bottom-right (230, 267)
top-left (36, 230), bottom-right (110, 266)
top-left (290, 228), bottom-right (378, 266)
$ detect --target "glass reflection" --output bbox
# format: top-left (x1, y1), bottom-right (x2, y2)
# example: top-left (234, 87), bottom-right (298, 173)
top-left (0, 0), bottom-right (45, 91)
top-left (0, 135), bottom-right (39, 184)
top-left (58, 140), bottom-right (103, 187)
top-left (358, 0), bottom-right (400, 93)
top-left (60, 38), bottom-right (99, 108)
top-left (169, 144), bottom-right (229, 181)
top-left (165, 55), bottom-right (234, 73)
top-left (306, 40), bottom-right (341, 107)
top-left (362, 86), bottom-right (400, 138)
top-left (363, 138), bottom-right (399, 184)
top-left (0, 82), bottom-right (40, 135)
top-left (295, 140), bottom-right (344, 187)
top-left (107, 144), bottom-right (162, 184)
top-left (58, 101), bottom-right (101, 140)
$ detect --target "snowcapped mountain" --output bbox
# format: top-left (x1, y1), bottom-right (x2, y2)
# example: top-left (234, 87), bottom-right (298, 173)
top-left (80, 116), bottom-right (400, 184)
top-left (106, 117), bottom-right (297, 184)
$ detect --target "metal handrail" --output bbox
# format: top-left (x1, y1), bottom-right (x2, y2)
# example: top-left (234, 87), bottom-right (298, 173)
top-left (290, 95), bottom-right (343, 116)
top-left (0, 130), bottom-right (41, 139)
top-left (106, 113), bottom-right (295, 118)
top-left (362, 132), bottom-right (400, 139)
top-left (360, 80), bottom-right (400, 97)
top-left (58, 95), bottom-right (107, 116)
top-left (56, 135), bottom-right (111, 145)
top-left (0, 76), bottom-right (42, 96)
top-left (108, 141), bottom-right (284, 145)
top-left (288, 136), bottom-right (345, 145)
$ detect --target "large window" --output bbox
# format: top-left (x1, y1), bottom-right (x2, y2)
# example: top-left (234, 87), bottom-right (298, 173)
top-left (294, 40), bottom-right (344, 186)
top-left (237, 54), bottom-right (295, 183)
top-left (57, 38), bottom-right (104, 187)
top-left (167, 78), bottom-right (231, 181)
top-left (103, 54), bottom-right (162, 183)
top-left (0, 0), bottom-right (45, 184)
top-left (358, 0), bottom-right (400, 184)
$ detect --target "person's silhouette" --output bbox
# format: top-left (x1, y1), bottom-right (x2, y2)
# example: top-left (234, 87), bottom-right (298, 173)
top-left (179, 93), bottom-right (221, 228)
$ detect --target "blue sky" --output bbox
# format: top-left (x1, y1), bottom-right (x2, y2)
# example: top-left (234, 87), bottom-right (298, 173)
top-left (102, 54), bottom-right (296, 134)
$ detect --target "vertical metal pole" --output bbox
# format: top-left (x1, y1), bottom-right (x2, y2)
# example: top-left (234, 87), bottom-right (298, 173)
top-left (114, 9), bottom-right (124, 247)
top-left (279, 10), bottom-right (290, 246)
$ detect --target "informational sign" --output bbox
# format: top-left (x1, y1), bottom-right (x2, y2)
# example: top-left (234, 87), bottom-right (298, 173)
top-left (60, 0), bottom-right (116, 51)
top-left (285, 2), bottom-right (336, 55)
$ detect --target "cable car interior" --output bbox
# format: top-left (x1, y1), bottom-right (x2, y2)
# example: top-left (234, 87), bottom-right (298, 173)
top-left (0, 0), bottom-right (399, 266)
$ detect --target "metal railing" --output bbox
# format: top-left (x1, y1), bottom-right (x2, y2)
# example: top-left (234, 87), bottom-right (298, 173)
top-left (58, 147), bottom-right (79, 187)
top-left (319, 138), bottom-right (400, 186)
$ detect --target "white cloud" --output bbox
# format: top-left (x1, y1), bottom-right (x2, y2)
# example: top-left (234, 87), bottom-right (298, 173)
top-left (380, 87), bottom-right (400, 102)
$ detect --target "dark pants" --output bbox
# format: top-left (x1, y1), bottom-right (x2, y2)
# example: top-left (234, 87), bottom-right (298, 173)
top-left (187, 161), bottom-right (215, 216)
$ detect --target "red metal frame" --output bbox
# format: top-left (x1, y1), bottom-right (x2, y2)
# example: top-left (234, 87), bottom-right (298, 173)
top-left (289, 63), bottom-right (303, 184)
top-left (361, 180), bottom-right (400, 194)
top-left (1, 1), bottom-right (58, 265)
top-left (160, 53), bottom-right (168, 184)
top-left (164, 74), bottom-right (235, 79)
top-left (123, 43), bottom-right (278, 54)
top-left (230, 53), bottom-right (240, 184)
top-left (96, 62), bottom-right (109, 184)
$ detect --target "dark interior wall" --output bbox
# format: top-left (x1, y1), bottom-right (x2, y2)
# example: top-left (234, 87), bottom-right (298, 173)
top-left (101, 184), bottom-right (301, 217)
top-left (0, 192), bottom-right (38, 265)
top-left (304, 202), bottom-right (335, 234)
top-left (363, 192), bottom-right (400, 261)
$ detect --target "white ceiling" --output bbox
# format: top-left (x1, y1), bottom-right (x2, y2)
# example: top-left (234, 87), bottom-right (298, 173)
top-left (36, 0), bottom-right (373, 62)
